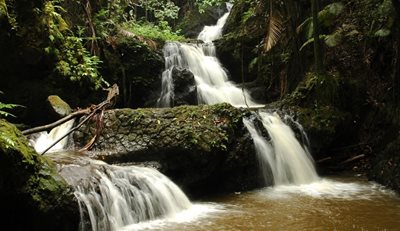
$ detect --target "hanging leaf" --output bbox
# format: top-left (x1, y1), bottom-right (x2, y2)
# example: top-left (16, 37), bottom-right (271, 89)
top-left (262, 4), bottom-right (282, 53)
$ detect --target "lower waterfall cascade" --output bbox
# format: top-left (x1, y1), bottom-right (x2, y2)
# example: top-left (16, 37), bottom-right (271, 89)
top-left (71, 164), bottom-right (192, 231)
top-left (243, 111), bottom-right (319, 186)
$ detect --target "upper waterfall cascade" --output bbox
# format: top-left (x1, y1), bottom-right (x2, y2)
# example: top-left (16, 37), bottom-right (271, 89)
top-left (157, 3), bottom-right (263, 108)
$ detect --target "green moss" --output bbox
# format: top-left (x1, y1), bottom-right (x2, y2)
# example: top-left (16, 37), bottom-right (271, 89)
top-left (0, 119), bottom-right (78, 228)
top-left (283, 71), bottom-right (341, 107)
top-left (102, 104), bottom-right (245, 154)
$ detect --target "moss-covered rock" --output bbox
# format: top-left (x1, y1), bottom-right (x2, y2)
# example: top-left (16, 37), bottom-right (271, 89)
top-left (0, 119), bottom-right (79, 230)
top-left (47, 95), bottom-right (72, 117)
top-left (74, 103), bottom-right (265, 196)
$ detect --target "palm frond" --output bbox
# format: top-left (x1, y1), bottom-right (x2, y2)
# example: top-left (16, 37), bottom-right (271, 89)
top-left (262, 12), bottom-right (283, 53)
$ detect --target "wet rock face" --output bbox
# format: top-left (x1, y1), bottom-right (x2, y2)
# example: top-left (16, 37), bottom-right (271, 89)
top-left (172, 67), bottom-right (198, 106)
top-left (74, 104), bottom-right (266, 196)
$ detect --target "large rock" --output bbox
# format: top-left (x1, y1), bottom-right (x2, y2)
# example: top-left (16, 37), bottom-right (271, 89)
top-left (0, 119), bottom-right (79, 230)
top-left (74, 103), bottom-right (266, 196)
top-left (47, 95), bottom-right (72, 117)
top-left (171, 67), bottom-right (198, 106)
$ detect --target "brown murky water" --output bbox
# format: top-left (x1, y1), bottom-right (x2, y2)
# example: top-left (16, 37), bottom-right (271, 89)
top-left (125, 175), bottom-right (400, 231)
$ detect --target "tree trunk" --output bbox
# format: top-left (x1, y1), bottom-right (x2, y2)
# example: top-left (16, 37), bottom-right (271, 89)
top-left (311, 0), bottom-right (324, 74)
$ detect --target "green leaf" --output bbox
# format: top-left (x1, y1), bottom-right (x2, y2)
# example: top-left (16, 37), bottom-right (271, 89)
top-left (299, 35), bottom-right (327, 51)
top-left (324, 29), bottom-right (343, 47)
top-left (374, 28), bottom-right (391, 37)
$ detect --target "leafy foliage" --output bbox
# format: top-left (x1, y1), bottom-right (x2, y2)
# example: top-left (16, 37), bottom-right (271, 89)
top-left (44, 0), bottom-right (108, 90)
top-left (0, 91), bottom-right (23, 118)
top-left (297, 2), bottom-right (346, 51)
top-left (138, 0), bottom-right (179, 22)
top-left (93, 0), bottom-right (184, 43)
top-left (122, 21), bottom-right (185, 42)
top-left (297, 2), bottom-right (345, 40)
top-left (195, 0), bottom-right (231, 13)
top-left (54, 36), bottom-right (107, 89)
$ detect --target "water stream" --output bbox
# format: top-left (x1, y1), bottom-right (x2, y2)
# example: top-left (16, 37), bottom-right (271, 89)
top-left (125, 174), bottom-right (400, 231)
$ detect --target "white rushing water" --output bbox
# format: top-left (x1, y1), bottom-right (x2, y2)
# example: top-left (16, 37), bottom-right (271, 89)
top-left (73, 165), bottom-right (193, 231)
top-left (30, 123), bottom-right (205, 231)
top-left (29, 119), bottom-right (75, 153)
top-left (243, 111), bottom-right (319, 186)
top-left (157, 43), bottom-right (182, 107)
top-left (158, 3), bottom-right (263, 108)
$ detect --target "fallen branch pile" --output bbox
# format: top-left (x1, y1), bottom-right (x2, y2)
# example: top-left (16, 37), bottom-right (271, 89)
top-left (22, 84), bottom-right (119, 155)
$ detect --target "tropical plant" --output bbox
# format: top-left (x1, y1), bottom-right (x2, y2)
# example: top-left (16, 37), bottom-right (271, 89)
top-left (195, 0), bottom-right (228, 13)
top-left (44, 0), bottom-right (109, 90)
top-left (0, 91), bottom-right (23, 118)
top-left (296, 2), bottom-right (345, 74)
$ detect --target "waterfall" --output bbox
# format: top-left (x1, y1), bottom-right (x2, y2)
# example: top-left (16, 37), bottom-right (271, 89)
top-left (197, 3), bottom-right (232, 43)
top-left (157, 43), bottom-right (182, 107)
top-left (243, 111), bottom-right (319, 185)
top-left (158, 3), bottom-right (263, 108)
top-left (72, 164), bottom-right (192, 231)
top-left (30, 123), bottom-right (195, 230)
top-left (29, 119), bottom-right (75, 153)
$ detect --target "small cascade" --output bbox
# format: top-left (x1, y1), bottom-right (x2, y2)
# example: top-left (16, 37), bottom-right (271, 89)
top-left (197, 3), bottom-right (232, 43)
top-left (29, 119), bottom-right (75, 153)
top-left (243, 111), bottom-right (319, 186)
top-left (158, 3), bottom-right (262, 108)
top-left (157, 43), bottom-right (182, 107)
top-left (72, 164), bottom-right (192, 231)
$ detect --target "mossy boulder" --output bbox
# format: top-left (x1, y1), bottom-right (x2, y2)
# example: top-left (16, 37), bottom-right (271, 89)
top-left (0, 119), bottom-right (79, 230)
top-left (47, 95), bottom-right (72, 117)
top-left (74, 103), bottom-right (265, 196)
